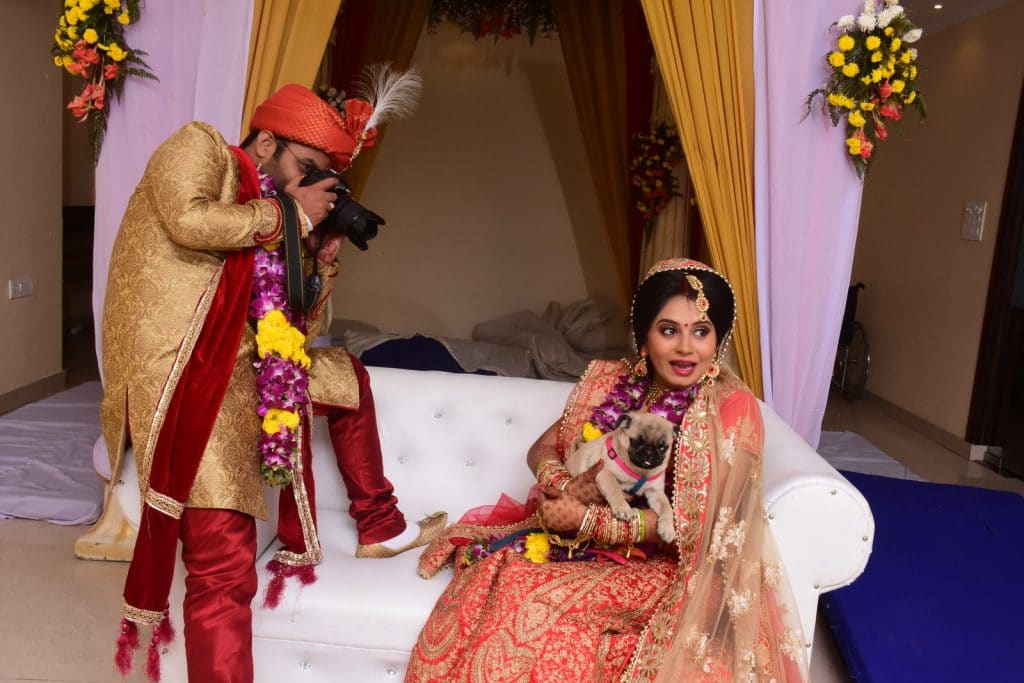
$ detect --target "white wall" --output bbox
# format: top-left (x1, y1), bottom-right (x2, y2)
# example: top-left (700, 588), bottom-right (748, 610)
top-left (852, 1), bottom-right (1024, 437)
top-left (0, 1), bottom-right (64, 397)
top-left (331, 23), bottom-right (623, 340)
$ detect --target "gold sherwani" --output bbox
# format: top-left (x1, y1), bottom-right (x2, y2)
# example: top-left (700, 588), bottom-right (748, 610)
top-left (101, 121), bottom-right (356, 520)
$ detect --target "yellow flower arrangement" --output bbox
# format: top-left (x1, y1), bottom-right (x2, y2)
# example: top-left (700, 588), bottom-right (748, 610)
top-left (50, 0), bottom-right (156, 160)
top-left (805, 1), bottom-right (927, 177)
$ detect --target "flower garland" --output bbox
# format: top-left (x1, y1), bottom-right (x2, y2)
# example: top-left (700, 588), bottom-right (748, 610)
top-left (587, 369), bottom-right (699, 437)
top-left (251, 174), bottom-right (311, 487)
top-left (427, 0), bottom-right (556, 44)
top-left (630, 122), bottom-right (684, 232)
top-left (51, 0), bottom-right (157, 159)
top-left (805, 0), bottom-right (926, 178)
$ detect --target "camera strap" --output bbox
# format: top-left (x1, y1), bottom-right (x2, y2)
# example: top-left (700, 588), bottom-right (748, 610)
top-left (275, 196), bottom-right (306, 314)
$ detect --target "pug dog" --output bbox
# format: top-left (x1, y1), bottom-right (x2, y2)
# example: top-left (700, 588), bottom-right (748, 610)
top-left (566, 412), bottom-right (678, 543)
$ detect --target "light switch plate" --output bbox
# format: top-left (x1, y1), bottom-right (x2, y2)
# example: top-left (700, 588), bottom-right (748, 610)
top-left (8, 278), bottom-right (33, 299)
top-left (961, 201), bottom-right (986, 241)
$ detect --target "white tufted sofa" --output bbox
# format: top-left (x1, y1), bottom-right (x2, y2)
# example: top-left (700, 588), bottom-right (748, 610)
top-left (105, 366), bottom-right (873, 681)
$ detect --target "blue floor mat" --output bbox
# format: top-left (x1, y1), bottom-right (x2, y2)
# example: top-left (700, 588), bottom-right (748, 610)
top-left (822, 471), bottom-right (1024, 682)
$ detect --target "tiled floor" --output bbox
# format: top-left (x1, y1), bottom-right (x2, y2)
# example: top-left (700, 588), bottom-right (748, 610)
top-left (2, 384), bottom-right (1021, 682)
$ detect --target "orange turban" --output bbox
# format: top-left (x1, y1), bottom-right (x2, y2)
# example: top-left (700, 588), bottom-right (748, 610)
top-left (250, 84), bottom-right (378, 171)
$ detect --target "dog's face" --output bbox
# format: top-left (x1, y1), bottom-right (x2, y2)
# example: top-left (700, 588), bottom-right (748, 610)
top-left (613, 412), bottom-right (677, 471)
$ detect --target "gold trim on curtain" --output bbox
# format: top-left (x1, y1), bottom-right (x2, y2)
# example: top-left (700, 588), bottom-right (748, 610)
top-left (241, 0), bottom-right (345, 135)
top-left (551, 0), bottom-right (633, 306)
top-left (640, 0), bottom-right (763, 397)
top-left (340, 0), bottom-right (430, 197)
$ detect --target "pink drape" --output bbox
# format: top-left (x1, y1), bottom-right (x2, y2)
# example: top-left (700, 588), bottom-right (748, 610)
top-left (753, 0), bottom-right (865, 447)
top-left (92, 0), bottom-right (254, 374)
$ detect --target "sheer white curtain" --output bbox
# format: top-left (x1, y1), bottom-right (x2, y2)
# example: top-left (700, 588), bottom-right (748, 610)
top-left (754, 0), bottom-right (865, 447)
top-left (92, 0), bottom-right (254, 374)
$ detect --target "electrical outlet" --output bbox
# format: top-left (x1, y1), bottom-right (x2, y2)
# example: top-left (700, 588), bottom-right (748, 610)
top-left (8, 278), bottom-right (33, 299)
top-left (961, 201), bottom-right (987, 241)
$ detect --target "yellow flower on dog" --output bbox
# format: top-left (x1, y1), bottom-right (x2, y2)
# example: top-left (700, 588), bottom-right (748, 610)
top-left (524, 533), bottom-right (551, 564)
top-left (582, 421), bottom-right (603, 443)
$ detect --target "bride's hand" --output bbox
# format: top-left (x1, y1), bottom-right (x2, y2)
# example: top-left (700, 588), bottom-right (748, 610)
top-left (537, 489), bottom-right (587, 533)
top-left (564, 460), bottom-right (606, 506)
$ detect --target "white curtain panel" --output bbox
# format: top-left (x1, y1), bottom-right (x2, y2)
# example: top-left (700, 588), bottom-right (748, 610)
top-left (92, 0), bottom-right (255, 375)
top-left (754, 0), bottom-right (866, 447)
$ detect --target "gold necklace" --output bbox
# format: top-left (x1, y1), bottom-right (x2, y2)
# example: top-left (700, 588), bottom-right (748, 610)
top-left (644, 385), bottom-right (666, 408)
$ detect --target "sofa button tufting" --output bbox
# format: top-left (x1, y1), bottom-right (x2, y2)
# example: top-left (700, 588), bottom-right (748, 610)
top-left (386, 666), bottom-right (398, 676)
top-left (505, 417), bottom-right (512, 425)
top-left (466, 460), bottom-right (475, 467)
top-left (434, 411), bottom-right (443, 419)
top-left (830, 489), bottom-right (837, 495)
top-left (300, 660), bottom-right (310, 670)
top-left (398, 455), bottom-right (405, 464)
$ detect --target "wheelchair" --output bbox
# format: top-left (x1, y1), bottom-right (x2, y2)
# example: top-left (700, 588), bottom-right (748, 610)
top-left (832, 282), bottom-right (870, 398)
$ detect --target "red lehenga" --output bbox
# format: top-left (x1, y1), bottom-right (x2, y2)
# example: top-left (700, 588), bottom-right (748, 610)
top-left (408, 360), bottom-right (808, 682)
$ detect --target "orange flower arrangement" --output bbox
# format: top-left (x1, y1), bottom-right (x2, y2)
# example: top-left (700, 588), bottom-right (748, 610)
top-left (630, 122), bottom-right (684, 231)
top-left (51, 0), bottom-right (156, 159)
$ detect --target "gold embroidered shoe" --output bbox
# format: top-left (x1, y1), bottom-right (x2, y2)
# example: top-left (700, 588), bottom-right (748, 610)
top-left (355, 511), bottom-right (448, 559)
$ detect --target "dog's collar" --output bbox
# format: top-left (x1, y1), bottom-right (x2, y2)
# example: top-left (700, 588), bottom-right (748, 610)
top-left (605, 435), bottom-right (664, 495)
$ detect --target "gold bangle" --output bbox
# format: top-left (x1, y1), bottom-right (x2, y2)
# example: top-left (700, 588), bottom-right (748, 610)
top-left (578, 504), bottom-right (598, 540)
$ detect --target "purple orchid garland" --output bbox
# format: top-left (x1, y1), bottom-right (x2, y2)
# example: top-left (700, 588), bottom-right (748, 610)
top-left (251, 172), bottom-right (308, 487)
top-left (590, 370), bottom-right (699, 432)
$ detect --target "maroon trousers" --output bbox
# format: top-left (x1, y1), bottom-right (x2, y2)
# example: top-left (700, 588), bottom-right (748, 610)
top-left (180, 355), bottom-right (404, 682)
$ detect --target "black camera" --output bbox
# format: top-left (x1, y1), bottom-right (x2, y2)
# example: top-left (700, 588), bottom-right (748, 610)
top-left (298, 169), bottom-right (385, 251)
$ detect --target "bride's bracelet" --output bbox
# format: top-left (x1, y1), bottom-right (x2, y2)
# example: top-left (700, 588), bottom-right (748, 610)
top-left (535, 459), bottom-right (571, 491)
top-left (590, 507), bottom-right (646, 546)
top-left (578, 504), bottom-right (598, 540)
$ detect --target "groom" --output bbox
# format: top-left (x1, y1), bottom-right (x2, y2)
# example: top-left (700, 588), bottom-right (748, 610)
top-left (101, 78), bottom-right (444, 682)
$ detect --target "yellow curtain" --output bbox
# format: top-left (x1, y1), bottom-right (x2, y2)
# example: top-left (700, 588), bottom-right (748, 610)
top-left (240, 0), bottom-right (345, 134)
top-left (551, 0), bottom-right (633, 306)
top-left (640, 0), bottom-right (763, 397)
top-left (341, 0), bottom-right (430, 197)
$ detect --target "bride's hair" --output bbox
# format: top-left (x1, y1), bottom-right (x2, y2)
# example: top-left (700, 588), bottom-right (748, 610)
top-left (631, 269), bottom-right (735, 351)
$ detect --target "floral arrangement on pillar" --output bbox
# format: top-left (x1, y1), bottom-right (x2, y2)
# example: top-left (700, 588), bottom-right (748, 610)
top-left (805, 0), bottom-right (926, 178)
top-left (51, 0), bottom-right (157, 160)
top-left (426, 0), bottom-right (557, 44)
top-left (630, 122), bottom-right (684, 234)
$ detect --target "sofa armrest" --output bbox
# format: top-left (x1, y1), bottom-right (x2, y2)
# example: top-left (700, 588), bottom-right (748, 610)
top-left (760, 401), bottom-right (874, 650)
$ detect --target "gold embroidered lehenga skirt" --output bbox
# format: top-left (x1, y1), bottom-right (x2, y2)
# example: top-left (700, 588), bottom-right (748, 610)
top-left (407, 548), bottom-right (678, 682)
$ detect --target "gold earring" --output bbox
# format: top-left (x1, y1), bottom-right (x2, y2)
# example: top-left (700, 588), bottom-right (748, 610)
top-left (633, 354), bottom-right (649, 379)
top-left (702, 361), bottom-right (720, 387)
